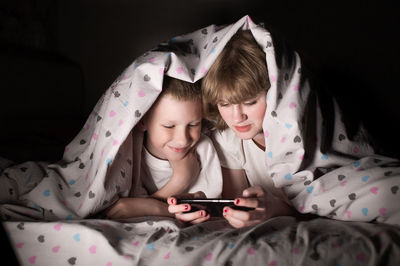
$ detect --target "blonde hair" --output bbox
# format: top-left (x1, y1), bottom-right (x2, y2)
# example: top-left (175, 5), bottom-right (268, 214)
top-left (161, 76), bottom-right (201, 102)
top-left (202, 30), bottom-right (270, 130)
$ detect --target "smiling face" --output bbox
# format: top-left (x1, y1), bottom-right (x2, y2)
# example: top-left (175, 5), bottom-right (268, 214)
top-left (217, 91), bottom-right (267, 144)
top-left (142, 94), bottom-right (202, 161)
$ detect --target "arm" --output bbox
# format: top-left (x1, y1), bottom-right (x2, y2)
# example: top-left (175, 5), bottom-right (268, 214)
top-left (152, 149), bottom-right (200, 200)
top-left (221, 167), bottom-right (249, 198)
top-left (106, 197), bottom-right (173, 219)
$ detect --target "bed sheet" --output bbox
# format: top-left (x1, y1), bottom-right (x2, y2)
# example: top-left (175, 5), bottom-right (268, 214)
top-left (3, 216), bottom-right (400, 266)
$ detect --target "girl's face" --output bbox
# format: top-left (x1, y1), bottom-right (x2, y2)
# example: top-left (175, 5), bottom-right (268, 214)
top-left (142, 94), bottom-right (202, 161)
top-left (217, 91), bottom-right (266, 143)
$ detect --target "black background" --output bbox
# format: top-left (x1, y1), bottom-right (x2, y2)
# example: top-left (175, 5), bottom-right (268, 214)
top-left (1, 0), bottom-right (399, 162)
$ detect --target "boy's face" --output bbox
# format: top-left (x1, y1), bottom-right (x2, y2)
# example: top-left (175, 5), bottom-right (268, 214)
top-left (217, 91), bottom-right (266, 141)
top-left (142, 94), bottom-right (202, 161)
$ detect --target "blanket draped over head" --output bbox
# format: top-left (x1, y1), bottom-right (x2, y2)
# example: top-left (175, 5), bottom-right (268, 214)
top-left (1, 15), bottom-right (399, 225)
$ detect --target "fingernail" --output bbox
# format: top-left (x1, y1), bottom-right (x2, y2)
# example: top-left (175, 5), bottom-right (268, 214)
top-left (200, 211), bottom-right (204, 216)
top-left (184, 204), bottom-right (189, 210)
top-left (171, 198), bottom-right (175, 204)
top-left (223, 207), bottom-right (228, 213)
top-left (235, 199), bottom-right (240, 205)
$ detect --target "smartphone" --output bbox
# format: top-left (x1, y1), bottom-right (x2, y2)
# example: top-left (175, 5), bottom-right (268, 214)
top-left (176, 198), bottom-right (254, 217)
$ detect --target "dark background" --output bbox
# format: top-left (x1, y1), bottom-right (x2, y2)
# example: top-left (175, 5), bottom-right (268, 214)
top-left (1, 0), bottom-right (399, 162)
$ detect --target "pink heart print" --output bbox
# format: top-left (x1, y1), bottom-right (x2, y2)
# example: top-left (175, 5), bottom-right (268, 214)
top-left (29, 256), bottom-right (37, 264)
top-left (370, 187), bottom-right (379, 195)
top-left (164, 252), bottom-right (171, 259)
top-left (379, 208), bottom-right (387, 216)
top-left (54, 223), bottom-right (62, 231)
top-left (247, 247), bottom-right (255, 255)
top-left (89, 245), bottom-right (97, 254)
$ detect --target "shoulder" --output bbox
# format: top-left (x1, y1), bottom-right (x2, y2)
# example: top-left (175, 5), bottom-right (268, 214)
top-left (211, 128), bottom-right (242, 151)
top-left (195, 134), bottom-right (217, 155)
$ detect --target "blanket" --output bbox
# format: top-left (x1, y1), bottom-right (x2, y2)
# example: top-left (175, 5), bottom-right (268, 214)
top-left (4, 216), bottom-right (400, 266)
top-left (1, 14), bottom-right (400, 266)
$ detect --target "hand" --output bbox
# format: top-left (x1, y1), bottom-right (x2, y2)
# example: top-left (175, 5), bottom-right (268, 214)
top-left (169, 148), bottom-right (201, 187)
top-left (152, 148), bottom-right (201, 200)
top-left (167, 191), bottom-right (210, 224)
top-left (222, 186), bottom-right (294, 228)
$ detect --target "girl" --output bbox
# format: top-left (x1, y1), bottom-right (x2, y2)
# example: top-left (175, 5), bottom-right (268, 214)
top-left (168, 27), bottom-right (400, 228)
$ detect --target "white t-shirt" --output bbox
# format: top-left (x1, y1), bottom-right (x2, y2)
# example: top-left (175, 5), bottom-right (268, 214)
top-left (212, 129), bottom-right (287, 200)
top-left (140, 134), bottom-right (222, 198)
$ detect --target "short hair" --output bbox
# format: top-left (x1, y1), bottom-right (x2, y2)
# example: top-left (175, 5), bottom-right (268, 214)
top-left (160, 76), bottom-right (201, 102)
top-left (202, 30), bottom-right (270, 130)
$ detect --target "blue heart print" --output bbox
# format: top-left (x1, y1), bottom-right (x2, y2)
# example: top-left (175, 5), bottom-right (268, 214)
top-left (361, 176), bottom-right (370, 182)
top-left (73, 233), bottom-right (80, 242)
top-left (146, 243), bottom-right (155, 251)
top-left (285, 173), bottom-right (292, 180)
top-left (362, 208), bottom-right (368, 216)
top-left (306, 186), bottom-right (314, 194)
top-left (43, 189), bottom-right (51, 197)
top-left (285, 123), bottom-right (293, 129)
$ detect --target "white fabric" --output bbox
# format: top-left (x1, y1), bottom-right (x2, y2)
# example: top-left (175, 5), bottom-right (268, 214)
top-left (0, 15), bottom-right (399, 226)
top-left (212, 129), bottom-right (286, 200)
top-left (140, 134), bottom-right (222, 198)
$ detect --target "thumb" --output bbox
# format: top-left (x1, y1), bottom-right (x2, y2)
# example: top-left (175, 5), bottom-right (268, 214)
top-left (242, 186), bottom-right (264, 197)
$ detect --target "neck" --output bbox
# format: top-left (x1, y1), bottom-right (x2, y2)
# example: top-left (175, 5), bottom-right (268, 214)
top-left (252, 132), bottom-right (265, 151)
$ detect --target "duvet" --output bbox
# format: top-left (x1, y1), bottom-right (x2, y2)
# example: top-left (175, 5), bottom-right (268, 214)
top-left (1, 15), bottom-right (399, 265)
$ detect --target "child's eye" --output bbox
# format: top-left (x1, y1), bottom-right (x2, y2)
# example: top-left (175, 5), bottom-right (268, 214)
top-left (162, 125), bottom-right (174, 129)
top-left (244, 100), bottom-right (257, 106)
top-left (189, 122), bottom-right (201, 127)
top-left (218, 102), bottom-right (230, 107)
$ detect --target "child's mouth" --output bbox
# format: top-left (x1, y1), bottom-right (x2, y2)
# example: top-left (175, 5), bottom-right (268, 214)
top-left (234, 125), bottom-right (251, 132)
top-left (169, 146), bottom-right (187, 153)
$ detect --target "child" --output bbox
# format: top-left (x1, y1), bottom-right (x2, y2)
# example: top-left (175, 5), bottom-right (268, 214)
top-left (169, 28), bottom-right (400, 228)
top-left (106, 77), bottom-right (222, 219)
top-left (168, 30), bottom-right (299, 227)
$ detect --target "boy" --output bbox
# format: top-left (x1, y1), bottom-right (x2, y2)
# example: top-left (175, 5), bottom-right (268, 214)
top-left (106, 77), bottom-right (222, 219)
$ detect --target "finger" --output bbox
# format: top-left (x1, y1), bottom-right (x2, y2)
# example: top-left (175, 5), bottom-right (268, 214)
top-left (226, 213), bottom-right (261, 228)
top-left (234, 197), bottom-right (265, 209)
top-left (168, 203), bottom-right (191, 214)
top-left (192, 191), bottom-right (207, 199)
top-left (190, 214), bottom-right (211, 224)
top-left (242, 185), bottom-right (264, 197)
top-left (176, 210), bottom-right (207, 222)
top-left (224, 207), bottom-right (264, 224)
top-left (167, 197), bottom-right (177, 205)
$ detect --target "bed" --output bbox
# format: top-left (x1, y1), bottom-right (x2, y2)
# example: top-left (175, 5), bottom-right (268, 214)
top-left (1, 15), bottom-right (400, 265)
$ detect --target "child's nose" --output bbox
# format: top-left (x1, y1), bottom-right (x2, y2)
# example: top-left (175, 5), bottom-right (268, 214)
top-left (175, 128), bottom-right (190, 146)
top-left (232, 105), bottom-right (248, 123)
